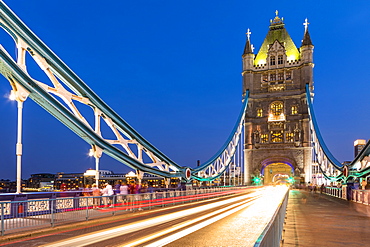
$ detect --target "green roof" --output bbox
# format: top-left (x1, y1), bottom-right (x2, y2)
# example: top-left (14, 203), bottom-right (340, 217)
top-left (254, 17), bottom-right (300, 66)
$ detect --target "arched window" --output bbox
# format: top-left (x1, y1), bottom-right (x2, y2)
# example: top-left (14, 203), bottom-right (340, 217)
top-left (270, 56), bottom-right (276, 65)
top-left (257, 108), bottom-right (263, 117)
top-left (270, 101), bottom-right (284, 116)
top-left (291, 105), bottom-right (298, 115)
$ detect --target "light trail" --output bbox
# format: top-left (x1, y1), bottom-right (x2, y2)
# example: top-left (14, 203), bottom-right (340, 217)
top-left (123, 195), bottom-right (257, 247)
top-left (141, 186), bottom-right (289, 247)
top-left (40, 189), bottom-right (264, 247)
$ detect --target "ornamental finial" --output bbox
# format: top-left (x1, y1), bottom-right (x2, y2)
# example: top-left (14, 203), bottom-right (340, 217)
top-left (246, 28), bottom-right (251, 40)
top-left (303, 18), bottom-right (310, 32)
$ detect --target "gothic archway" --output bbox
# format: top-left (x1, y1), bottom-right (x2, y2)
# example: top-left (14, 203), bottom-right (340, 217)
top-left (260, 158), bottom-right (295, 185)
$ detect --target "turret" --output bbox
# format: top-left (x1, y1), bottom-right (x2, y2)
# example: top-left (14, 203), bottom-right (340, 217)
top-left (300, 18), bottom-right (314, 88)
top-left (300, 18), bottom-right (314, 64)
top-left (242, 28), bottom-right (254, 95)
top-left (242, 28), bottom-right (254, 70)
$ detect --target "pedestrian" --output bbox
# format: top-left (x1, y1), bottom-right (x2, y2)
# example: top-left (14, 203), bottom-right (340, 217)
top-left (120, 182), bottom-right (129, 195)
top-left (129, 181), bottom-right (140, 194)
top-left (114, 182), bottom-right (121, 195)
top-left (83, 184), bottom-right (92, 196)
top-left (320, 184), bottom-right (325, 194)
top-left (102, 182), bottom-right (114, 207)
top-left (92, 184), bottom-right (101, 209)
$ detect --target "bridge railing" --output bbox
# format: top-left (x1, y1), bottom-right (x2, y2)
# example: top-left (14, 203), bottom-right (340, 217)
top-left (0, 186), bottom-right (248, 236)
top-left (324, 187), bottom-right (343, 198)
top-left (253, 189), bottom-right (289, 247)
top-left (350, 189), bottom-right (370, 205)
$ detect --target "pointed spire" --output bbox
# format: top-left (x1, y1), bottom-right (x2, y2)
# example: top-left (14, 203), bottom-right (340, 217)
top-left (301, 18), bottom-right (313, 46)
top-left (243, 28), bottom-right (254, 54)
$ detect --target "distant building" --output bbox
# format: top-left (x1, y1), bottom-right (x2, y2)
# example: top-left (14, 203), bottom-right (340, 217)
top-left (0, 179), bottom-right (24, 193)
top-left (55, 172), bottom-right (85, 190)
top-left (354, 139), bottom-right (366, 157)
top-left (27, 173), bottom-right (55, 189)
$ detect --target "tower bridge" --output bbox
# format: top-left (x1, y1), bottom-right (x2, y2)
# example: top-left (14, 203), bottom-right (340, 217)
top-left (1, 3), bottom-right (370, 245)
top-left (0, 1), bottom-right (369, 189)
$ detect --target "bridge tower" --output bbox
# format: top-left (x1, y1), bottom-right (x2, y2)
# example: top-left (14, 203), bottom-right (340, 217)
top-left (242, 12), bottom-right (314, 185)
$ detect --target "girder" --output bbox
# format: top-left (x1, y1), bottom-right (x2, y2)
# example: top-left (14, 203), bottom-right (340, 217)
top-left (306, 84), bottom-right (370, 182)
top-left (0, 1), bottom-right (247, 182)
top-left (0, 1), bottom-right (182, 178)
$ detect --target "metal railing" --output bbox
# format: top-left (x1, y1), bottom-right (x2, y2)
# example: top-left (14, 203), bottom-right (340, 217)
top-left (253, 189), bottom-right (289, 247)
top-left (0, 186), bottom-right (246, 236)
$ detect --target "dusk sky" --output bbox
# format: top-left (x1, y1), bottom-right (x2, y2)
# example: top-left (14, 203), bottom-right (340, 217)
top-left (0, 1), bottom-right (369, 180)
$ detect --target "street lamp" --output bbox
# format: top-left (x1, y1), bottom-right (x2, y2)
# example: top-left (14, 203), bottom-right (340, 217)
top-left (89, 145), bottom-right (102, 187)
top-left (9, 84), bottom-right (29, 194)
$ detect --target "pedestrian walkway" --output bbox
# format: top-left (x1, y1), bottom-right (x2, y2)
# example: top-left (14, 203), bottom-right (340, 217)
top-left (282, 189), bottom-right (370, 247)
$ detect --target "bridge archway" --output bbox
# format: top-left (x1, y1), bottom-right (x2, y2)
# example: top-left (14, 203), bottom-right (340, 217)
top-left (260, 158), bottom-right (295, 185)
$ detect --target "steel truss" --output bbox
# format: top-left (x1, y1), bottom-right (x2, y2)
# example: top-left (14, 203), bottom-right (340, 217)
top-left (0, 1), bottom-right (247, 182)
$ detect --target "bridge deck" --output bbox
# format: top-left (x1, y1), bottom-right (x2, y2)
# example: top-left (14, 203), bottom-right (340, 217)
top-left (283, 189), bottom-right (370, 247)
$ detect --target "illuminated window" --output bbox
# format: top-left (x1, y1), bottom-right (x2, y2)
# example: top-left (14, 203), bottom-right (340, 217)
top-left (278, 73), bottom-right (284, 80)
top-left (278, 55), bottom-right (283, 64)
top-left (286, 71), bottom-right (291, 80)
top-left (271, 131), bottom-right (283, 143)
top-left (270, 74), bottom-right (276, 81)
top-left (262, 74), bottom-right (268, 82)
top-left (257, 108), bottom-right (263, 117)
top-left (270, 101), bottom-right (283, 116)
top-left (261, 134), bottom-right (268, 143)
top-left (270, 56), bottom-right (276, 65)
top-left (291, 105), bottom-right (298, 115)
top-left (286, 132), bottom-right (294, 142)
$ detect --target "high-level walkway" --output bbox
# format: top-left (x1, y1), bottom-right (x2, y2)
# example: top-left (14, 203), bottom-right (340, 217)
top-left (283, 189), bottom-right (370, 247)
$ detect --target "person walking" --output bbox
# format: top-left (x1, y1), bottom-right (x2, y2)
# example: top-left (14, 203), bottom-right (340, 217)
top-left (119, 182), bottom-right (129, 209)
top-left (92, 184), bottom-right (101, 209)
top-left (102, 183), bottom-right (114, 207)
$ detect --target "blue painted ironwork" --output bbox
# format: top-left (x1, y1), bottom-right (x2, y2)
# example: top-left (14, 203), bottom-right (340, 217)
top-left (0, 1), bottom-right (247, 182)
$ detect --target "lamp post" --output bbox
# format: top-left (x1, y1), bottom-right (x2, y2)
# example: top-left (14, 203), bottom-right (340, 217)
top-left (9, 84), bottom-right (29, 194)
top-left (89, 145), bottom-right (102, 187)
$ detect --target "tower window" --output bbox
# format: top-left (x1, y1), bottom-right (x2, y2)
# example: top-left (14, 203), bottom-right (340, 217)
top-left (262, 74), bottom-right (268, 82)
top-left (257, 108), bottom-right (263, 117)
top-left (270, 56), bottom-right (276, 66)
top-left (286, 71), bottom-right (291, 80)
top-left (261, 134), bottom-right (268, 143)
top-left (278, 73), bottom-right (284, 81)
top-left (291, 105), bottom-right (298, 115)
top-left (286, 132), bottom-right (294, 142)
top-left (271, 131), bottom-right (283, 143)
top-left (270, 74), bottom-right (276, 81)
top-left (278, 55), bottom-right (283, 65)
top-left (270, 101), bottom-right (283, 115)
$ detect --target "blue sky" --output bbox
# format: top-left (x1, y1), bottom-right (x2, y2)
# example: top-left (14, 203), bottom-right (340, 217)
top-left (0, 1), bottom-right (369, 180)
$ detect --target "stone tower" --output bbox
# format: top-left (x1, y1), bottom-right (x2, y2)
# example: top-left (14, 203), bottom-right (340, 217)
top-left (242, 13), bottom-right (314, 185)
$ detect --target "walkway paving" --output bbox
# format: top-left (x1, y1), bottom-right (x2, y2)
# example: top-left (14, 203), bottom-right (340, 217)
top-left (282, 189), bottom-right (370, 247)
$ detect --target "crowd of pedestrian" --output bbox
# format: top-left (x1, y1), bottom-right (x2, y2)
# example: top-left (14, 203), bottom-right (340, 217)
top-left (82, 181), bottom-right (154, 208)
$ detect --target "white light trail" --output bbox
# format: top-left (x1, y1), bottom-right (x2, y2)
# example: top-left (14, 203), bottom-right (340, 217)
top-left (41, 189), bottom-right (263, 247)
top-left (123, 195), bottom-right (257, 247)
top-left (143, 186), bottom-right (288, 246)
